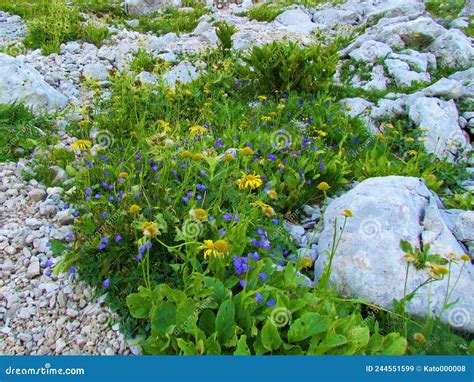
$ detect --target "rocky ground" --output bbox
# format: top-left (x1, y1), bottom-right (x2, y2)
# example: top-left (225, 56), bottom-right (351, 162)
top-left (0, 0), bottom-right (473, 354)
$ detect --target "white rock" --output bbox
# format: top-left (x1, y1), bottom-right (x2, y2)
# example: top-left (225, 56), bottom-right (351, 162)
top-left (274, 9), bottom-right (320, 34)
top-left (385, 58), bottom-right (430, 87)
top-left (0, 53), bottom-right (68, 112)
top-left (315, 176), bottom-right (474, 332)
top-left (349, 40), bottom-right (392, 63)
top-left (422, 78), bottom-right (465, 99)
top-left (429, 29), bottom-right (474, 70)
top-left (408, 96), bottom-right (469, 161)
top-left (27, 257), bottom-right (40, 278)
top-left (83, 63), bottom-right (109, 81)
top-left (162, 61), bottom-right (200, 89)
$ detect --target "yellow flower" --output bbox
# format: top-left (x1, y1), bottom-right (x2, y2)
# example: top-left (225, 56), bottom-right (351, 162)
top-left (258, 95), bottom-right (267, 102)
top-left (184, 88), bottom-right (191, 96)
top-left (240, 120), bottom-right (249, 127)
top-left (190, 208), bottom-right (207, 221)
top-left (199, 239), bottom-right (229, 259)
top-left (129, 204), bottom-right (141, 214)
top-left (460, 253), bottom-right (470, 262)
top-left (251, 200), bottom-right (270, 209)
top-left (413, 332), bottom-right (426, 344)
top-left (342, 209), bottom-right (353, 218)
top-left (267, 190), bottom-right (277, 200)
top-left (222, 153), bottom-right (235, 161)
top-left (157, 119), bottom-right (171, 132)
top-left (316, 130), bottom-right (327, 137)
top-left (193, 153), bottom-right (204, 161)
top-left (263, 206), bottom-right (275, 218)
top-left (203, 85), bottom-right (209, 94)
top-left (406, 137), bottom-right (415, 143)
top-left (418, 137), bottom-right (427, 142)
top-left (261, 116), bottom-right (272, 122)
top-left (181, 150), bottom-right (192, 158)
top-left (141, 221), bottom-right (158, 238)
top-left (408, 150), bottom-right (418, 156)
top-left (302, 257), bottom-right (313, 269)
top-left (71, 139), bottom-right (92, 151)
top-left (189, 125), bottom-right (207, 135)
top-left (119, 171), bottom-right (128, 179)
top-left (237, 172), bottom-right (263, 190)
top-left (317, 182), bottom-right (330, 191)
top-left (166, 87), bottom-right (174, 97)
top-left (78, 119), bottom-right (90, 126)
top-left (377, 132), bottom-right (385, 140)
top-left (241, 146), bottom-right (254, 156)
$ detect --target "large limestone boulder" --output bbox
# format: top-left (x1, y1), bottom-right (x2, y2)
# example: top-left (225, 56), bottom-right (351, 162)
top-left (274, 9), bottom-right (320, 34)
top-left (429, 29), bottom-right (474, 70)
top-left (315, 176), bottom-right (474, 332)
top-left (407, 96), bottom-right (469, 161)
top-left (0, 53), bottom-right (67, 113)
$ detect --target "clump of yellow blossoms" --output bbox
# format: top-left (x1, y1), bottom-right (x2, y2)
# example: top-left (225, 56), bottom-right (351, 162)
top-left (157, 120), bottom-right (171, 132)
top-left (237, 172), bottom-right (263, 190)
top-left (241, 147), bottom-right (254, 156)
top-left (189, 125), bottom-right (207, 135)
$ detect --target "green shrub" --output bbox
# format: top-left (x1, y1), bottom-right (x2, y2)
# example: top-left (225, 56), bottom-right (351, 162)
top-left (241, 41), bottom-right (339, 94)
top-left (248, 4), bottom-right (284, 22)
top-left (0, 102), bottom-right (52, 162)
top-left (215, 21), bottom-right (237, 54)
top-left (79, 21), bottom-right (111, 46)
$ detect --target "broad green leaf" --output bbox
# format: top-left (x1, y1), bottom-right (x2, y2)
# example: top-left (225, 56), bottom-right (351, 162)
top-left (198, 309), bottom-right (216, 335)
top-left (177, 338), bottom-right (197, 355)
top-left (288, 313), bottom-right (329, 343)
top-left (216, 299), bottom-right (235, 344)
top-left (176, 298), bottom-right (197, 332)
top-left (150, 301), bottom-right (176, 336)
top-left (205, 333), bottom-right (222, 355)
top-left (261, 320), bottom-right (282, 352)
top-left (126, 293), bottom-right (152, 319)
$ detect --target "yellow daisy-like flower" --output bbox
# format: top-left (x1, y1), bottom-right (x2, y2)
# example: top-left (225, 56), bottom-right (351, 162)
top-left (251, 200), bottom-right (270, 209)
top-left (71, 139), bottom-right (92, 151)
top-left (241, 147), bottom-right (254, 156)
top-left (258, 95), bottom-right (267, 102)
top-left (316, 130), bottom-right (327, 137)
top-left (266, 190), bottom-right (277, 200)
top-left (189, 125), bottom-right (207, 135)
top-left (413, 332), bottom-right (426, 344)
top-left (342, 209), bottom-right (353, 218)
top-left (190, 208), bottom-right (208, 221)
top-left (222, 153), bottom-right (235, 162)
top-left (237, 172), bottom-right (263, 190)
top-left (302, 257), bottom-right (313, 269)
top-left (408, 150), bottom-right (418, 156)
top-left (460, 253), bottom-right (470, 262)
top-left (261, 116), bottom-right (272, 122)
top-left (129, 204), bottom-right (141, 214)
top-left (199, 239), bottom-right (229, 259)
top-left (118, 171), bottom-right (128, 179)
top-left (406, 137), bottom-right (415, 143)
top-left (157, 120), bottom-right (171, 132)
top-left (193, 153), bottom-right (204, 161)
top-left (263, 206), bottom-right (275, 218)
top-left (181, 150), bottom-right (192, 158)
top-left (141, 221), bottom-right (158, 238)
top-left (184, 88), bottom-right (191, 96)
top-left (317, 182), bottom-right (330, 191)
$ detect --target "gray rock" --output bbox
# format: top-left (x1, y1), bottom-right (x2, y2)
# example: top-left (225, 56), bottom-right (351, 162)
top-left (315, 176), bottom-right (474, 332)
top-left (274, 9), bottom-right (320, 34)
top-left (0, 53), bottom-right (67, 112)
top-left (385, 58), bottom-right (431, 87)
top-left (27, 257), bottom-right (40, 278)
top-left (28, 189), bottom-right (46, 202)
top-left (162, 61), bottom-right (199, 89)
top-left (146, 32), bottom-right (178, 52)
top-left (429, 29), bottom-right (474, 70)
top-left (82, 63), bottom-right (109, 81)
top-left (349, 40), bottom-right (392, 63)
top-left (193, 20), bottom-right (218, 46)
top-left (124, 0), bottom-right (177, 16)
top-left (422, 78), bottom-right (465, 99)
top-left (408, 96), bottom-right (468, 161)
top-left (136, 71), bottom-right (157, 85)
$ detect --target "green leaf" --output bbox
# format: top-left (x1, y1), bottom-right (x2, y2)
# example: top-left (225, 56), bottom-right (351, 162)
top-left (234, 335), bottom-right (251, 355)
top-left (379, 333), bottom-right (407, 355)
top-left (205, 333), bottom-right (222, 355)
top-left (176, 298), bottom-right (197, 332)
top-left (126, 293), bottom-right (152, 319)
top-left (261, 320), bottom-right (282, 352)
top-left (215, 299), bottom-right (235, 344)
top-left (198, 309), bottom-right (216, 335)
top-left (177, 338), bottom-right (197, 355)
top-left (288, 313), bottom-right (329, 343)
top-left (150, 301), bottom-right (176, 336)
